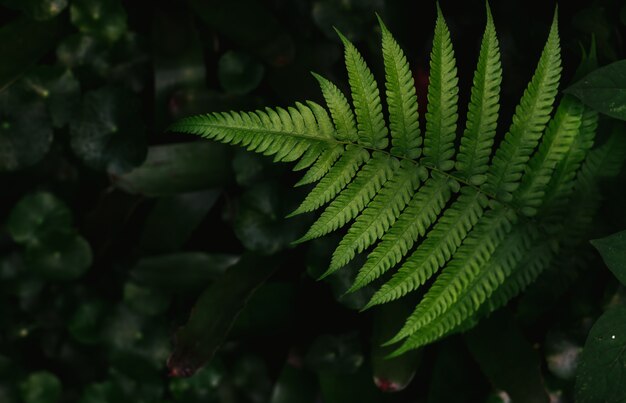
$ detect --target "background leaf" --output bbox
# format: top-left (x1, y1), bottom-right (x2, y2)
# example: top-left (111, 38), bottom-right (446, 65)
top-left (167, 254), bottom-right (279, 377)
top-left (465, 310), bottom-right (550, 403)
top-left (20, 372), bottom-right (62, 403)
top-left (565, 60), bottom-right (626, 121)
top-left (112, 142), bottom-right (233, 196)
top-left (0, 17), bottom-right (61, 90)
top-left (70, 87), bottom-right (146, 173)
top-left (575, 305), bottom-right (626, 403)
top-left (0, 86), bottom-right (53, 172)
top-left (591, 229), bottom-right (626, 286)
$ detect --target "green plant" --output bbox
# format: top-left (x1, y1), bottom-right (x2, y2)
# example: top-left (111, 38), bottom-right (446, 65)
top-left (169, 4), bottom-right (626, 356)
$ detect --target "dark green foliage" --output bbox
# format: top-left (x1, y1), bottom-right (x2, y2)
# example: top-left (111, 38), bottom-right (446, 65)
top-left (170, 4), bottom-right (625, 356)
top-left (566, 60), bottom-right (626, 121)
top-left (575, 305), bottom-right (626, 403)
top-left (1, 0), bottom-right (625, 402)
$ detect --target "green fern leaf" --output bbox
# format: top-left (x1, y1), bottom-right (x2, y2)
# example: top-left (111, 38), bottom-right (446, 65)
top-left (348, 175), bottom-right (453, 292)
top-left (391, 224), bottom-right (538, 355)
top-left (311, 73), bottom-right (358, 142)
top-left (484, 10), bottom-right (561, 202)
top-left (295, 145), bottom-right (344, 186)
top-left (170, 4), bottom-right (619, 356)
top-left (337, 30), bottom-right (388, 150)
top-left (289, 146), bottom-right (369, 216)
top-left (422, 4), bottom-right (458, 171)
top-left (325, 161), bottom-right (424, 277)
top-left (513, 96), bottom-right (583, 216)
top-left (295, 153), bottom-right (398, 243)
top-left (386, 206), bottom-right (516, 346)
top-left (455, 4), bottom-right (501, 185)
top-left (379, 16), bottom-right (421, 159)
top-left (365, 187), bottom-right (488, 309)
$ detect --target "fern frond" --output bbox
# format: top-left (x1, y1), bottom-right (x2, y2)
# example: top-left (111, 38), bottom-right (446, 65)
top-left (386, 206), bottom-right (516, 346)
top-left (484, 10), bottom-right (561, 201)
top-left (422, 5), bottom-right (458, 171)
top-left (379, 16), bottom-right (421, 159)
top-left (348, 175), bottom-right (453, 292)
top-left (325, 161), bottom-right (424, 277)
top-left (295, 153), bottom-right (398, 243)
top-left (294, 145), bottom-right (344, 186)
top-left (289, 146), bottom-right (369, 216)
top-left (513, 96), bottom-right (583, 216)
top-left (337, 30), bottom-right (388, 149)
top-left (455, 4), bottom-right (501, 185)
top-left (170, 5), bottom-right (616, 357)
top-left (311, 73), bottom-right (358, 142)
top-left (391, 224), bottom-right (537, 355)
top-left (541, 105), bottom-right (597, 212)
top-left (170, 103), bottom-right (338, 165)
top-left (365, 187), bottom-right (488, 309)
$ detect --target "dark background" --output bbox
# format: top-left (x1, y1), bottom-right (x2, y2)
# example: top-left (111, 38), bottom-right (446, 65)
top-left (1, 0), bottom-right (625, 402)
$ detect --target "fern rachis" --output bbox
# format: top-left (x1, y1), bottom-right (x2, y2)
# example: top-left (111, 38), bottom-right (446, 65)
top-left (169, 4), bottom-right (626, 355)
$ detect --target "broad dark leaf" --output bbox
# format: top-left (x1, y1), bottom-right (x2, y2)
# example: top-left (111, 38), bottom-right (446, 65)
top-left (270, 360), bottom-right (318, 403)
top-left (591, 230), bottom-right (626, 286)
top-left (306, 237), bottom-right (374, 310)
top-left (565, 60), bottom-right (626, 121)
top-left (140, 190), bottom-right (221, 253)
top-left (371, 300), bottom-right (421, 392)
top-left (113, 142), bottom-right (232, 196)
top-left (576, 305), bottom-right (626, 403)
top-left (232, 282), bottom-right (296, 335)
top-left (317, 366), bottom-right (383, 403)
top-left (465, 310), bottom-right (549, 403)
top-left (130, 252), bottom-right (239, 292)
top-left (167, 254), bottom-right (279, 377)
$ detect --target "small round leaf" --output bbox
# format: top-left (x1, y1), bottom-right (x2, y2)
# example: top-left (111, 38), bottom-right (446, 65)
top-left (20, 372), bottom-right (62, 403)
top-left (70, 87), bottom-right (147, 173)
top-left (24, 233), bottom-right (92, 281)
top-left (217, 51), bottom-right (264, 95)
top-left (7, 192), bottom-right (72, 245)
top-left (0, 86), bottom-right (53, 172)
top-left (70, 0), bottom-right (127, 42)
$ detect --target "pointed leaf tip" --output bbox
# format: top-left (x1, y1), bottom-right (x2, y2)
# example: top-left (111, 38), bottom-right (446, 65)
top-left (376, 13), bottom-right (388, 32)
top-left (333, 27), bottom-right (350, 45)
